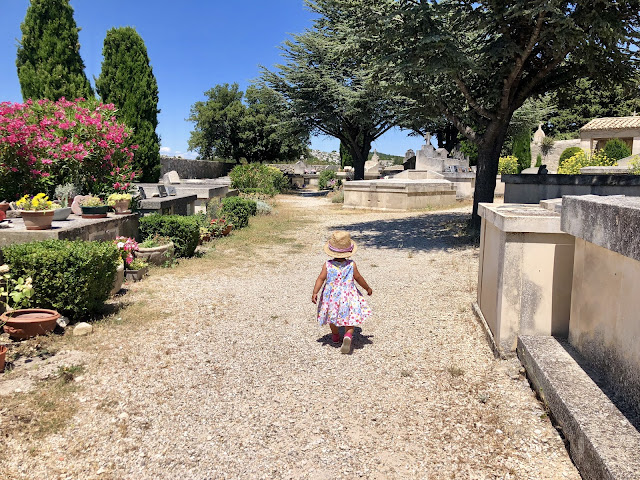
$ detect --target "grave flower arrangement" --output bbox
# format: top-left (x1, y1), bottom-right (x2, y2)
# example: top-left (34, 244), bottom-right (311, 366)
top-left (107, 192), bottom-right (132, 214)
top-left (209, 217), bottom-right (231, 237)
top-left (114, 236), bottom-right (138, 266)
top-left (16, 193), bottom-right (56, 211)
top-left (0, 98), bottom-right (139, 201)
top-left (16, 193), bottom-right (60, 229)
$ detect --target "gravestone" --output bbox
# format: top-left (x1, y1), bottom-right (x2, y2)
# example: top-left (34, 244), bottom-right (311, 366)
top-left (162, 170), bottom-right (181, 185)
top-left (167, 186), bottom-right (177, 196)
top-left (293, 161), bottom-right (307, 175)
top-left (138, 187), bottom-right (147, 200)
top-left (533, 123), bottom-right (546, 144)
top-left (157, 185), bottom-right (168, 197)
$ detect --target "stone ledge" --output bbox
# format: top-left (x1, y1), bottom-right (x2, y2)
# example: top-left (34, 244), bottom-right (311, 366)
top-left (517, 335), bottom-right (640, 480)
top-left (502, 174), bottom-right (640, 186)
top-left (478, 203), bottom-right (563, 233)
top-left (561, 195), bottom-right (640, 262)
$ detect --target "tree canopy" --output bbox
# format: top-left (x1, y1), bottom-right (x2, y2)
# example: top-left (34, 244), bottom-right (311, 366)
top-left (325, 0), bottom-right (640, 224)
top-left (95, 27), bottom-right (161, 182)
top-left (16, 0), bottom-right (94, 101)
top-left (187, 83), bottom-right (309, 163)
top-left (262, 1), bottom-right (407, 180)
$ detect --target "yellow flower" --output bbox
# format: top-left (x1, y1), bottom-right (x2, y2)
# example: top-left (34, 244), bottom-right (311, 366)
top-left (32, 198), bottom-right (40, 208)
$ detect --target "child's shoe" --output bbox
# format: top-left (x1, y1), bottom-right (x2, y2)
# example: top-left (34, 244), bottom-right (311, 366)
top-left (340, 333), bottom-right (352, 354)
top-left (331, 333), bottom-right (341, 343)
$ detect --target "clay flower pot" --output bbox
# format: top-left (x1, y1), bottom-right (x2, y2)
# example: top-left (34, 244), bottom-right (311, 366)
top-left (111, 262), bottom-right (125, 296)
top-left (81, 205), bottom-right (109, 218)
top-left (20, 210), bottom-right (55, 230)
top-left (113, 199), bottom-right (131, 215)
top-left (1, 308), bottom-right (61, 340)
top-left (52, 206), bottom-right (72, 221)
top-left (135, 242), bottom-right (174, 266)
top-left (0, 345), bottom-right (6, 373)
top-left (0, 202), bottom-right (10, 214)
top-left (125, 266), bottom-right (148, 282)
top-left (222, 224), bottom-right (233, 236)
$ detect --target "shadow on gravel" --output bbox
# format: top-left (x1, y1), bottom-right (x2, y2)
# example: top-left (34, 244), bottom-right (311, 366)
top-left (333, 212), bottom-right (478, 252)
top-left (317, 327), bottom-right (373, 352)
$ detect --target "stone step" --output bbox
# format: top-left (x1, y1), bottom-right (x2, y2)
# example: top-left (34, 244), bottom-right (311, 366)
top-left (517, 335), bottom-right (640, 480)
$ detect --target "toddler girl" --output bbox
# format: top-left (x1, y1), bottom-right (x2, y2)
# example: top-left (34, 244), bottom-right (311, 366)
top-left (312, 231), bottom-right (372, 354)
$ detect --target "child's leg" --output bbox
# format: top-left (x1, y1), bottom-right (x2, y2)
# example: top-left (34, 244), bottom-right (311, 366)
top-left (329, 323), bottom-right (340, 343)
top-left (341, 326), bottom-right (354, 354)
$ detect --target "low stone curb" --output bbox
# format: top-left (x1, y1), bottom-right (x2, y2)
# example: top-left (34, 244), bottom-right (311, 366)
top-left (517, 335), bottom-right (640, 480)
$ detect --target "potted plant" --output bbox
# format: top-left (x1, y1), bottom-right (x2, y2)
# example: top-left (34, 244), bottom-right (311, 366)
top-left (53, 183), bottom-right (78, 220)
top-left (80, 196), bottom-right (109, 218)
top-left (0, 263), bottom-right (58, 343)
top-left (113, 236), bottom-right (137, 292)
top-left (125, 258), bottom-right (149, 282)
top-left (16, 193), bottom-right (57, 230)
top-left (136, 234), bottom-right (175, 266)
top-left (107, 192), bottom-right (132, 214)
top-left (210, 217), bottom-right (233, 237)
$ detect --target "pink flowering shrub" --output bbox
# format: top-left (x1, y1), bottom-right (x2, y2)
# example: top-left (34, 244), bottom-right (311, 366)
top-left (0, 98), bottom-right (139, 201)
top-left (114, 236), bottom-right (138, 266)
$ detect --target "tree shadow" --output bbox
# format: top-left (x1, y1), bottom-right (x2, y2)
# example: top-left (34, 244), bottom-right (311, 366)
top-left (316, 326), bottom-right (373, 352)
top-left (333, 212), bottom-right (478, 252)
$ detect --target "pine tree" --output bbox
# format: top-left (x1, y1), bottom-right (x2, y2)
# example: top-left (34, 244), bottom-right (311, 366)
top-left (16, 0), bottom-right (94, 101)
top-left (96, 27), bottom-right (161, 182)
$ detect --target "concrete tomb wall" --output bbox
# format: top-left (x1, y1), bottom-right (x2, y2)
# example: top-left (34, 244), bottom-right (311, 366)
top-left (561, 195), bottom-right (640, 411)
top-left (477, 203), bottom-right (575, 355)
top-left (160, 157), bottom-right (232, 179)
top-left (343, 179), bottom-right (456, 211)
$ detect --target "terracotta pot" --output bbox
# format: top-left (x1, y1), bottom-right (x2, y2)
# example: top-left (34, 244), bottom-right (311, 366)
top-left (1, 308), bottom-right (60, 340)
top-left (125, 266), bottom-right (148, 282)
top-left (222, 224), bottom-right (233, 236)
top-left (81, 205), bottom-right (109, 218)
top-left (135, 242), bottom-right (174, 266)
top-left (0, 202), bottom-right (9, 214)
top-left (113, 199), bottom-right (131, 215)
top-left (20, 210), bottom-right (55, 230)
top-left (111, 262), bottom-right (125, 296)
top-left (0, 345), bottom-right (6, 373)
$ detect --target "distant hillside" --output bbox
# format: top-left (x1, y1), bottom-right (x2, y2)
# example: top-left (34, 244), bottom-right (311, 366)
top-left (368, 151), bottom-right (404, 165)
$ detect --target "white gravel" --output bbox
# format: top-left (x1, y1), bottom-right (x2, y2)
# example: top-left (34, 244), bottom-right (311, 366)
top-left (0, 195), bottom-right (580, 479)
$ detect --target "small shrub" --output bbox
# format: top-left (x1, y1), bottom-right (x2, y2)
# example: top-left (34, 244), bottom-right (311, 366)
top-left (138, 214), bottom-right (200, 258)
top-left (629, 155), bottom-right (640, 175)
top-left (2, 240), bottom-right (120, 320)
top-left (557, 150), bottom-right (616, 174)
top-left (602, 138), bottom-right (632, 161)
top-left (498, 155), bottom-right (519, 174)
top-left (220, 197), bottom-right (256, 229)
top-left (331, 191), bottom-right (344, 203)
top-left (255, 200), bottom-right (273, 215)
top-left (318, 170), bottom-right (342, 190)
top-left (535, 153), bottom-right (543, 167)
top-left (229, 163), bottom-right (287, 196)
top-left (558, 147), bottom-right (583, 167)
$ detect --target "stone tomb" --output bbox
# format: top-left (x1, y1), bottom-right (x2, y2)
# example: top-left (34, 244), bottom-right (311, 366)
top-left (0, 213), bottom-right (138, 248)
top-left (343, 178), bottom-right (456, 211)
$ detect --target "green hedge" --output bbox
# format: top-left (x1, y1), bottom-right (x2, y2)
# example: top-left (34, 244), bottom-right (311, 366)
top-left (139, 215), bottom-right (200, 258)
top-left (2, 240), bottom-right (119, 320)
top-left (558, 147), bottom-right (582, 167)
top-left (603, 139), bottom-right (632, 161)
top-left (229, 164), bottom-right (287, 196)
top-left (220, 197), bottom-right (257, 229)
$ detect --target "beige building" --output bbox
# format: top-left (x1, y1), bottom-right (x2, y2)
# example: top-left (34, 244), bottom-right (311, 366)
top-left (580, 116), bottom-right (640, 154)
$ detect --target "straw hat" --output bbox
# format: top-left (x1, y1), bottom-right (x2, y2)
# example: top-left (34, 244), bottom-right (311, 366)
top-left (324, 231), bottom-right (358, 258)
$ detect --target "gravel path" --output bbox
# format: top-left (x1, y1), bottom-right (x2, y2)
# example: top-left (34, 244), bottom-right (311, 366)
top-left (1, 195), bottom-right (580, 479)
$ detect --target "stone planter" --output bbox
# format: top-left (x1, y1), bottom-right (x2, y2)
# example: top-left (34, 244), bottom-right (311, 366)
top-left (111, 263), bottom-right (125, 295)
top-left (1, 308), bottom-right (61, 340)
top-left (135, 242), bottom-right (174, 266)
top-left (20, 210), bottom-right (55, 230)
top-left (0, 345), bottom-right (6, 373)
top-left (52, 206), bottom-right (72, 221)
top-left (113, 199), bottom-right (131, 215)
top-left (81, 205), bottom-right (109, 218)
top-left (125, 266), bottom-right (148, 282)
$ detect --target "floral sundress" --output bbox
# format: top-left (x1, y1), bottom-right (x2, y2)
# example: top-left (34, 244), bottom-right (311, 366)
top-left (317, 259), bottom-right (372, 327)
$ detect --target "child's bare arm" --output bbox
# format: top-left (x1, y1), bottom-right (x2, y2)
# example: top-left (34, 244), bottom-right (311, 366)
top-left (353, 263), bottom-right (372, 295)
top-left (311, 263), bottom-right (327, 304)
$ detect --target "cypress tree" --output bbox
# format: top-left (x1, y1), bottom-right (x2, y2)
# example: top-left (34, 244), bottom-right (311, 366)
top-left (96, 27), bottom-right (161, 182)
top-left (16, 0), bottom-right (94, 101)
top-left (512, 129), bottom-right (532, 173)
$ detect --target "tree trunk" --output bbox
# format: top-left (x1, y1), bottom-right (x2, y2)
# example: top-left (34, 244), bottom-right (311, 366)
top-left (349, 139), bottom-right (371, 181)
top-left (471, 138), bottom-right (504, 230)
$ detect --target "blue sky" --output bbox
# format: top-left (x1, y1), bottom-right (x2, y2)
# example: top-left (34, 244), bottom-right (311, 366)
top-left (0, 0), bottom-right (421, 158)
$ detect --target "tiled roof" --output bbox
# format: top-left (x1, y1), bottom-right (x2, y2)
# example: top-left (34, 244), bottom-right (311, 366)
top-left (580, 116), bottom-right (640, 131)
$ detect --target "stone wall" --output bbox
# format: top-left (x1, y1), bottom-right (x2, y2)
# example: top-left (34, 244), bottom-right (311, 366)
top-left (267, 164), bottom-right (337, 174)
top-left (160, 156), bottom-right (233, 179)
top-left (530, 138), bottom-right (581, 172)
